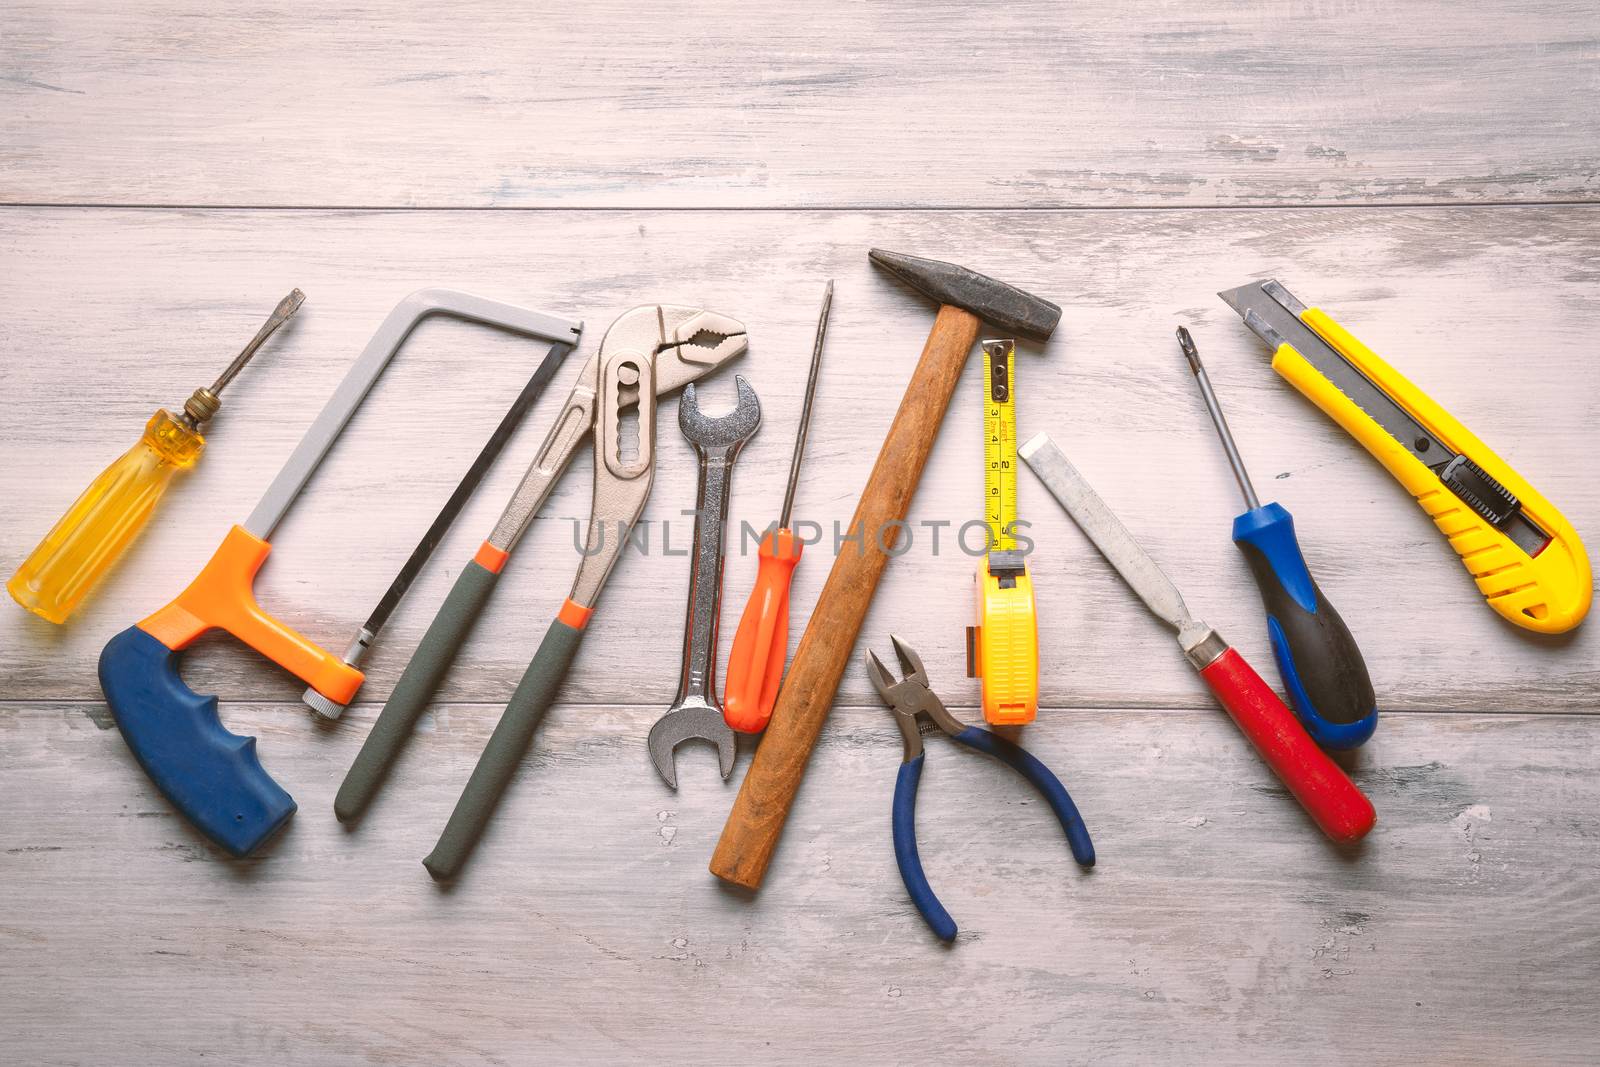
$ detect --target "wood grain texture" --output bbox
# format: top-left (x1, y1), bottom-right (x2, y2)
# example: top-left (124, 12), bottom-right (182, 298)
top-left (2, 206), bottom-right (1595, 713)
top-left (3, 0), bottom-right (1599, 209)
top-left (4, 3), bottom-right (1600, 1062)
top-left (3, 701), bottom-right (1599, 1066)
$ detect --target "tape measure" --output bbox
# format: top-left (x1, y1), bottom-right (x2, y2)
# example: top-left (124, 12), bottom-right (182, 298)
top-left (968, 339), bottom-right (1039, 726)
top-left (984, 339), bottom-right (1020, 551)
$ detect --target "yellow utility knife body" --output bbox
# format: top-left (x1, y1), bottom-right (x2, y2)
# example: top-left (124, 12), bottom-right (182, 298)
top-left (967, 338), bottom-right (1040, 724)
top-left (1219, 280), bottom-right (1590, 633)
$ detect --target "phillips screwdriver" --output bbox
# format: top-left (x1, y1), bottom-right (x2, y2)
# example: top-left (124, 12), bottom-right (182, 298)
top-left (1177, 325), bottom-right (1377, 749)
top-left (1019, 432), bottom-right (1376, 843)
top-left (9, 289), bottom-right (304, 624)
top-left (723, 281), bottom-right (832, 734)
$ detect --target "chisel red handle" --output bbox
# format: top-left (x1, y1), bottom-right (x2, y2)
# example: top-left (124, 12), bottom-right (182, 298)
top-left (1197, 647), bottom-right (1376, 843)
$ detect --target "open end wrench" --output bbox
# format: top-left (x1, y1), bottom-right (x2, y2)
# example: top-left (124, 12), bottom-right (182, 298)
top-left (648, 376), bottom-right (761, 789)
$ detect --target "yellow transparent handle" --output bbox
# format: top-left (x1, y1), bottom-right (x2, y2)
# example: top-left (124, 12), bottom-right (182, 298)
top-left (9, 410), bottom-right (204, 623)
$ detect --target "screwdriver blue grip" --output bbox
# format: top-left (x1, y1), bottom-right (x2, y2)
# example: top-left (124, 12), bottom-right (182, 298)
top-left (892, 755), bottom-right (958, 942)
top-left (951, 726), bottom-right (1096, 866)
top-left (1232, 503), bottom-right (1378, 749)
top-left (99, 626), bottom-right (296, 857)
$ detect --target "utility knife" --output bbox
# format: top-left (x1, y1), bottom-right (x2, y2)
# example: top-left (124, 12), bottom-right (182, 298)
top-left (1219, 279), bottom-right (1589, 634)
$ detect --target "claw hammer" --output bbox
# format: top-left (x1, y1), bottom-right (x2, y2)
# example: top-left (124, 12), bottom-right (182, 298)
top-left (710, 249), bottom-right (1061, 889)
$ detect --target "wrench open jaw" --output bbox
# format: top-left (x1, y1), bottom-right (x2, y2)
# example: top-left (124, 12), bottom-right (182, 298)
top-left (648, 377), bottom-right (761, 790)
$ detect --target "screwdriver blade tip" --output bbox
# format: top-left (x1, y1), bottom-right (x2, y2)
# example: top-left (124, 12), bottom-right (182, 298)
top-left (1176, 325), bottom-right (1202, 372)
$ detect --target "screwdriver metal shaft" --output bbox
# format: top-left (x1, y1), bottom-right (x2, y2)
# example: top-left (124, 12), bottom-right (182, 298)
top-left (724, 281), bottom-right (833, 733)
top-left (1178, 325), bottom-right (1259, 510)
top-left (780, 280), bottom-right (832, 527)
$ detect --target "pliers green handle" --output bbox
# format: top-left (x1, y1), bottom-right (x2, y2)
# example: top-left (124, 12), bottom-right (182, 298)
top-left (866, 635), bottom-right (1095, 943)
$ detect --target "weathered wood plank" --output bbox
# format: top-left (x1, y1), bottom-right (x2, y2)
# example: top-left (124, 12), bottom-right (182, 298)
top-left (2, 206), bottom-right (1595, 710)
top-left (2, 701), bottom-right (1597, 1065)
top-left (3, 1), bottom-right (1598, 209)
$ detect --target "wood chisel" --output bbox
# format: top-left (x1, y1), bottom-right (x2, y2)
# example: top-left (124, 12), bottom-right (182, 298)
top-left (1219, 279), bottom-right (1590, 634)
top-left (1019, 432), bottom-right (1376, 844)
top-left (10, 290), bottom-right (304, 624)
top-left (1177, 326), bottom-right (1376, 749)
top-left (97, 289), bottom-right (582, 858)
top-left (966, 337), bottom-right (1039, 726)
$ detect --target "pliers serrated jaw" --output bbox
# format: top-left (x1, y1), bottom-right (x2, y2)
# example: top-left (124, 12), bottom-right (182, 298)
top-left (867, 633), bottom-right (965, 762)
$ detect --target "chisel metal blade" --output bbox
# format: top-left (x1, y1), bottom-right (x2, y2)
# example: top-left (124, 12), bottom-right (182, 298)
top-left (1019, 433), bottom-right (1207, 646)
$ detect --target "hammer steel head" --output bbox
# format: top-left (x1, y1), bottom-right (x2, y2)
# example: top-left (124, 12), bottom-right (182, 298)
top-left (869, 248), bottom-right (1061, 342)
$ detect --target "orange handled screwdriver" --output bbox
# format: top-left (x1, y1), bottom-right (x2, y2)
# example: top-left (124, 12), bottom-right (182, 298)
top-left (724, 281), bottom-right (832, 733)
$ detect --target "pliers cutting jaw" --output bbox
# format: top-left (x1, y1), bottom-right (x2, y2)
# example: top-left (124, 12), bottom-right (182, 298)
top-left (601, 306), bottom-right (747, 391)
top-left (867, 634), bottom-right (964, 762)
top-left (866, 635), bottom-right (1095, 943)
top-left (657, 308), bottom-right (748, 382)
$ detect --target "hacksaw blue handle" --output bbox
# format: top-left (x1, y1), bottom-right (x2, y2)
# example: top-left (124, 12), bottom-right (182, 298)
top-left (99, 625), bottom-right (296, 857)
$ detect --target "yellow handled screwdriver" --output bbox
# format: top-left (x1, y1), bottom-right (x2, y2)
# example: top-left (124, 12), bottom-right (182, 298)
top-left (9, 289), bottom-right (304, 624)
top-left (724, 281), bottom-right (832, 733)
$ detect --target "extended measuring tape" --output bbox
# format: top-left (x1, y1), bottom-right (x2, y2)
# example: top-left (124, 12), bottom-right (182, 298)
top-left (967, 338), bottom-right (1040, 726)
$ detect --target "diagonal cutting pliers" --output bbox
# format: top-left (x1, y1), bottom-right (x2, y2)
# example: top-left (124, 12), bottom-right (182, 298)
top-left (866, 635), bottom-right (1095, 942)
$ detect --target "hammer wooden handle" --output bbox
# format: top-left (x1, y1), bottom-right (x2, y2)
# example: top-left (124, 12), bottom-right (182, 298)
top-left (711, 304), bottom-right (982, 889)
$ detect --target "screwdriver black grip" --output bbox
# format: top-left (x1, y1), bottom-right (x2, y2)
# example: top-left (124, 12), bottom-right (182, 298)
top-left (1232, 503), bottom-right (1377, 749)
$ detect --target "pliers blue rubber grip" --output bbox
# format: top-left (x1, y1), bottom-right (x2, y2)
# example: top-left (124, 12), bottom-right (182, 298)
top-left (869, 635), bottom-right (1095, 943)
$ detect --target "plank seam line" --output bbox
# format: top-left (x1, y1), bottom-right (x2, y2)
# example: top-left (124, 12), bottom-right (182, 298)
top-left (2, 200), bottom-right (1600, 213)
top-left (4, 699), bottom-right (1595, 717)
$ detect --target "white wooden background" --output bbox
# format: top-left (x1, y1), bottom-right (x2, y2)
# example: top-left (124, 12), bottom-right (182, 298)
top-left (3, 3), bottom-right (1598, 1065)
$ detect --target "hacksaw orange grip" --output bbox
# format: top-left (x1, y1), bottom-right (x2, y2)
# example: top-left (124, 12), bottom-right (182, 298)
top-left (136, 524), bottom-right (365, 702)
top-left (1273, 310), bottom-right (1590, 634)
top-left (724, 528), bottom-right (802, 733)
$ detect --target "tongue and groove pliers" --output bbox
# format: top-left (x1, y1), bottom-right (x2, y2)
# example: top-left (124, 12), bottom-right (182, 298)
top-left (866, 635), bottom-right (1095, 943)
top-left (417, 305), bottom-right (747, 881)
